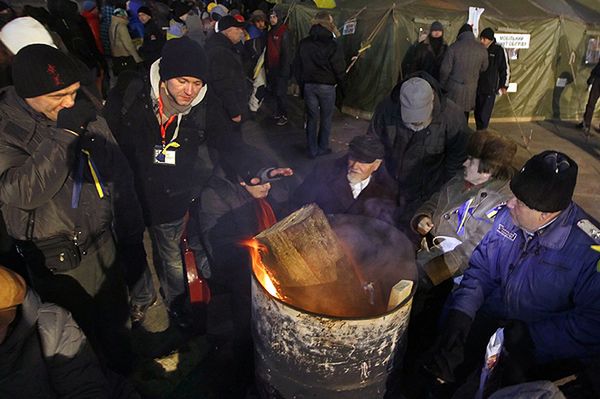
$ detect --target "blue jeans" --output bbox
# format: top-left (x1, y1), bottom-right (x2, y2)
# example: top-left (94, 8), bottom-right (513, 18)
top-left (304, 83), bottom-right (336, 157)
top-left (148, 217), bottom-right (186, 307)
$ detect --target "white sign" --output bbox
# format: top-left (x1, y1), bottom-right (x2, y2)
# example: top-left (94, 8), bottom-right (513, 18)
top-left (495, 33), bottom-right (531, 49)
top-left (342, 19), bottom-right (356, 36)
top-left (556, 78), bottom-right (568, 88)
top-left (468, 7), bottom-right (485, 37)
top-left (507, 82), bottom-right (518, 93)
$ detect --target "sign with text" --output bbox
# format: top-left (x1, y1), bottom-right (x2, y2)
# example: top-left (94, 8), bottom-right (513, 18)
top-left (495, 33), bottom-right (531, 49)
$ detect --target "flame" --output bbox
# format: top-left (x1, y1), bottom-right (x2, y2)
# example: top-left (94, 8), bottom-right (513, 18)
top-left (242, 238), bottom-right (282, 299)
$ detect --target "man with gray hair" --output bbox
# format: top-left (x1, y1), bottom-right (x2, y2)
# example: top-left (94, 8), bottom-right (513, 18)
top-left (368, 72), bottom-right (470, 234)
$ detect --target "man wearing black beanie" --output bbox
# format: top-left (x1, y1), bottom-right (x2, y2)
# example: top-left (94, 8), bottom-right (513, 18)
top-left (0, 44), bottom-right (143, 375)
top-left (475, 27), bottom-right (510, 130)
top-left (422, 150), bottom-right (600, 396)
top-left (105, 36), bottom-right (214, 330)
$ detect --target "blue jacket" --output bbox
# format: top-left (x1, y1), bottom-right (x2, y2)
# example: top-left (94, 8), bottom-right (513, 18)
top-left (449, 202), bottom-right (600, 363)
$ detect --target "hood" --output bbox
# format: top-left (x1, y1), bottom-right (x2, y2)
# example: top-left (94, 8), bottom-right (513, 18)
top-left (457, 31), bottom-right (475, 41)
top-left (149, 58), bottom-right (208, 110)
top-left (390, 71), bottom-right (444, 118)
top-left (112, 14), bottom-right (128, 25)
top-left (0, 289), bottom-right (40, 356)
top-left (309, 24), bottom-right (334, 41)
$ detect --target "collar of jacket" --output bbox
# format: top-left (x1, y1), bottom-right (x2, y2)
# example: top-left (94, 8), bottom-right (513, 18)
top-left (457, 31), bottom-right (475, 42)
top-left (0, 87), bottom-right (54, 143)
top-left (148, 58), bottom-right (208, 113)
top-left (212, 31), bottom-right (237, 49)
top-left (508, 202), bottom-right (576, 250)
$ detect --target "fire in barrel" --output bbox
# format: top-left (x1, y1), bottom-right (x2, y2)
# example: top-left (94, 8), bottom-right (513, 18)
top-left (247, 204), bottom-right (417, 398)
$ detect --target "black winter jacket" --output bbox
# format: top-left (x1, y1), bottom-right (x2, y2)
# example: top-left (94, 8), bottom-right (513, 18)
top-left (293, 155), bottom-right (398, 225)
top-left (368, 72), bottom-right (470, 222)
top-left (405, 36), bottom-right (448, 82)
top-left (0, 87), bottom-right (143, 247)
top-left (104, 65), bottom-right (214, 226)
top-left (139, 20), bottom-right (165, 66)
top-left (477, 41), bottom-right (509, 95)
top-left (293, 24), bottom-right (346, 87)
top-left (205, 32), bottom-right (249, 140)
top-left (0, 289), bottom-right (109, 398)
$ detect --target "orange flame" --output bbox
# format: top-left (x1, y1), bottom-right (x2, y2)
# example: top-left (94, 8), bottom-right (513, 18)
top-left (242, 238), bottom-right (282, 299)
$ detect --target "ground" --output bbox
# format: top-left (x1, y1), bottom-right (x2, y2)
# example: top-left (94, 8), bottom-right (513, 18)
top-left (129, 94), bottom-right (600, 398)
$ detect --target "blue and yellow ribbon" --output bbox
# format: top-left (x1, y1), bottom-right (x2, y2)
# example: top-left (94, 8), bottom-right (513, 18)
top-left (72, 149), bottom-right (106, 208)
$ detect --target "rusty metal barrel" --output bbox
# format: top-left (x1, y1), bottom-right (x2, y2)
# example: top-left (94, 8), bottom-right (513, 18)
top-left (252, 214), bottom-right (417, 398)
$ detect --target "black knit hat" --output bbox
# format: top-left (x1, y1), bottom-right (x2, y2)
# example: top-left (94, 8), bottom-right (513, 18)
top-left (172, 1), bottom-right (192, 19)
top-left (348, 135), bottom-right (384, 163)
top-left (480, 27), bottom-right (495, 41)
top-left (137, 6), bottom-right (152, 17)
top-left (12, 44), bottom-right (81, 98)
top-left (223, 145), bottom-right (277, 185)
top-left (510, 151), bottom-right (578, 212)
top-left (159, 37), bottom-right (208, 82)
top-left (430, 21), bottom-right (443, 32)
top-left (458, 23), bottom-right (473, 35)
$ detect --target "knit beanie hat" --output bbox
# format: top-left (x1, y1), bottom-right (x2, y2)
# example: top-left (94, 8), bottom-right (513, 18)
top-left (172, 1), bottom-right (192, 19)
top-left (348, 135), bottom-right (385, 163)
top-left (458, 23), bottom-right (473, 35)
top-left (0, 16), bottom-right (56, 55)
top-left (137, 6), bottom-right (152, 18)
top-left (430, 21), bottom-right (443, 32)
top-left (480, 27), bottom-right (495, 41)
top-left (223, 145), bottom-right (277, 185)
top-left (0, 266), bottom-right (26, 312)
top-left (12, 44), bottom-right (81, 98)
top-left (159, 37), bottom-right (208, 82)
top-left (81, 0), bottom-right (96, 12)
top-left (510, 151), bottom-right (578, 212)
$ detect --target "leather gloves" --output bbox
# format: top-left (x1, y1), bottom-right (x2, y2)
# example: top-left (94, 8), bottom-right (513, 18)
top-left (57, 99), bottom-right (97, 135)
top-left (422, 309), bottom-right (473, 384)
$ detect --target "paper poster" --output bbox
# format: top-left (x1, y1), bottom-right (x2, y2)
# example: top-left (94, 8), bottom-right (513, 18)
top-left (507, 82), bottom-right (518, 92)
top-left (495, 33), bottom-right (531, 49)
top-left (556, 78), bottom-right (568, 87)
top-left (343, 19), bottom-right (356, 36)
top-left (468, 7), bottom-right (485, 37)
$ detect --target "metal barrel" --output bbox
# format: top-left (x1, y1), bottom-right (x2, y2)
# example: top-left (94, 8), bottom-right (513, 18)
top-left (252, 214), bottom-right (417, 399)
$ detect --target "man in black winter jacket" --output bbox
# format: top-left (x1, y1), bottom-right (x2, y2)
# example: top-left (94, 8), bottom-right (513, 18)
top-left (404, 21), bottom-right (447, 82)
top-left (205, 15), bottom-right (248, 149)
top-left (294, 12), bottom-right (346, 159)
top-left (0, 44), bottom-right (138, 374)
top-left (475, 28), bottom-right (509, 130)
top-left (578, 61), bottom-right (600, 133)
top-left (105, 37), bottom-right (214, 329)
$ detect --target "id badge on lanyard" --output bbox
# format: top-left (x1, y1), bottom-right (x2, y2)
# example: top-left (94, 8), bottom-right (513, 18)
top-left (155, 95), bottom-right (180, 166)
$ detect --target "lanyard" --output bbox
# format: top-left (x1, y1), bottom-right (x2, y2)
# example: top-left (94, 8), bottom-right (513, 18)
top-left (72, 149), bottom-right (106, 208)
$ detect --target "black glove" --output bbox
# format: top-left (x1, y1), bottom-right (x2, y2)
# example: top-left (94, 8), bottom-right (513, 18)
top-left (57, 99), bottom-right (97, 135)
top-left (501, 319), bottom-right (535, 385)
top-left (421, 309), bottom-right (473, 384)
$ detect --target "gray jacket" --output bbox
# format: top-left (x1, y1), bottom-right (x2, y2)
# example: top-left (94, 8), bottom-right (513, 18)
top-left (0, 289), bottom-right (109, 398)
top-left (439, 31), bottom-right (489, 112)
top-left (412, 174), bottom-right (511, 276)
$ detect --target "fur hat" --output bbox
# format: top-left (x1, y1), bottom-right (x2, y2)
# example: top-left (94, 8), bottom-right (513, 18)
top-left (12, 44), bottom-right (81, 98)
top-left (510, 151), bottom-right (577, 212)
top-left (467, 131), bottom-right (517, 179)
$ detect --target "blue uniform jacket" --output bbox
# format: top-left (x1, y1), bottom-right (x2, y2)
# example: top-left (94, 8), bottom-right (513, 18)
top-left (449, 203), bottom-right (600, 363)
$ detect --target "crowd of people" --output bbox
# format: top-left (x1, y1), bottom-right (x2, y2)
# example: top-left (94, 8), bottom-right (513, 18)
top-left (0, 1), bottom-right (599, 398)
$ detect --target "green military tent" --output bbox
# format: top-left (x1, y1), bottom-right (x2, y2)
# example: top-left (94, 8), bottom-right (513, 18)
top-left (280, 0), bottom-right (600, 121)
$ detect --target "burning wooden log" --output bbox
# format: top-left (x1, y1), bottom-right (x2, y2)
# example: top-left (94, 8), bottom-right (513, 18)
top-left (255, 204), bottom-right (340, 288)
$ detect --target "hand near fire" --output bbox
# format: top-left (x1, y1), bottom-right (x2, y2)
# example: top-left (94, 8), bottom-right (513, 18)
top-left (417, 216), bottom-right (434, 235)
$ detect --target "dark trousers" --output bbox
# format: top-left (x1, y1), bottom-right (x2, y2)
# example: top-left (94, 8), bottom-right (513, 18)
top-left (304, 83), bottom-right (336, 157)
top-left (268, 73), bottom-right (288, 117)
top-left (583, 78), bottom-right (600, 128)
top-left (475, 93), bottom-right (496, 130)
